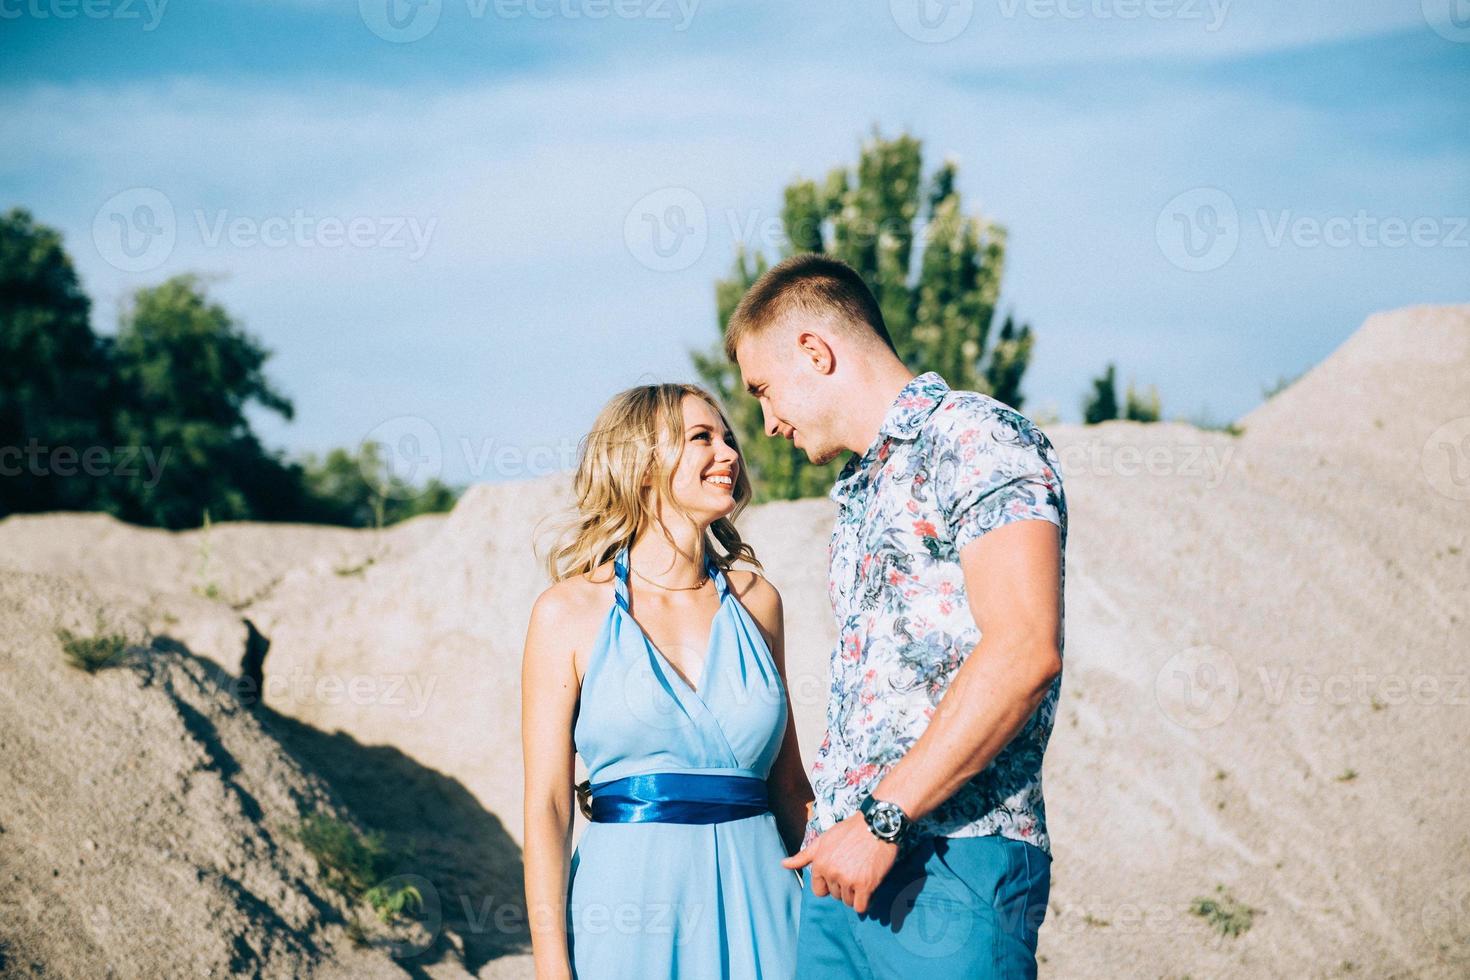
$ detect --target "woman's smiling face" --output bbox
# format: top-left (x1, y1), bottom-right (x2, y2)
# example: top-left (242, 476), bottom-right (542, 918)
top-left (664, 394), bottom-right (742, 523)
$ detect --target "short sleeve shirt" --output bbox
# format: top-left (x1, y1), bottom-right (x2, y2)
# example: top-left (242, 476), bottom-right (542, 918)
top-left (804, 372), bottom-right (1067, 854)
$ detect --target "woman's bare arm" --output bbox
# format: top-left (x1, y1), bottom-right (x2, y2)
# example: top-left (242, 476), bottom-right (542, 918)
top-left (739, 574), bottom-right (814, 857)
top-left (520, 585), bottom-right (583, 980)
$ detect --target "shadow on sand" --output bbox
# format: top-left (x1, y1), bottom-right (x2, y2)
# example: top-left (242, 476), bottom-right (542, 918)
top-left (152, 632), bottom-right (530, 977)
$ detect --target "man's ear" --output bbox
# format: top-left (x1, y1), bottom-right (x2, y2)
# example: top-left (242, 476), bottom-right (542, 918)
top-left (795, 330), bottom-right (836, 375)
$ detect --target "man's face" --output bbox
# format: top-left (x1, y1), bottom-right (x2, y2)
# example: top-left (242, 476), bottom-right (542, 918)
top-left (735, 326), bottom-right (845, 466)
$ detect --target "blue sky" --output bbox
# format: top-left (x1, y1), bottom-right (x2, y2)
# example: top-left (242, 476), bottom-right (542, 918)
top-left (3, 0), bottom-right (1467, 486)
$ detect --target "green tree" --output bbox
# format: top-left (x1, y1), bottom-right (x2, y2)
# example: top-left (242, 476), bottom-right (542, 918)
top-left (108, 274), bottom-right (308, 528)
top-left (0, 211), bottom-right (459, 528)
top-left (1083, 366), bottom-right (1162, 424)
top-left (694, 130), bottom-right (1031, 501)
top-left (1124, 380), bottom-right (1162, 422)
top-left (0, 208), bottom-right (111, 516)
top-left (298, 442), bottom-right (461, 528)
top-left (1083, 363), bottom-right (1119, 424)
top-left (984, 313), bottom-right (1034, 410)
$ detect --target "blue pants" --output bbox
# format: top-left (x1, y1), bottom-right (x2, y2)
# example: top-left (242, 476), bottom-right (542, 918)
top-left (795, 835), bottom-right (1051, 979)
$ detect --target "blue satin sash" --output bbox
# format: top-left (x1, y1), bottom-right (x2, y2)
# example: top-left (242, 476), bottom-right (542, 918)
top-left (588, 772), bottom-right (769, 824)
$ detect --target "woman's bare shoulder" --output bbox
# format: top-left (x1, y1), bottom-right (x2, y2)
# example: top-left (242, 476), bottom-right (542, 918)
top-left (725, 568), bottom-right (781, 622)
top-left (533, 561), bottom-right (616, 624)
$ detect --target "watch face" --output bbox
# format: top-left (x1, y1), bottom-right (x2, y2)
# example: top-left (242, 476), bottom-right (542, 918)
top-left (871, 802), bottom-right (904, 840)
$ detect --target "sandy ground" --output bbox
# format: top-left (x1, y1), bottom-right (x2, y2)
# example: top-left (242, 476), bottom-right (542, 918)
top-left (1, 304), bottom-right (1466, 977)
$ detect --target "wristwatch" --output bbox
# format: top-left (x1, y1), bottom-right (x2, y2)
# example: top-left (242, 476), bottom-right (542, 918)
top-left (858, 793), bottom-right (910, 844)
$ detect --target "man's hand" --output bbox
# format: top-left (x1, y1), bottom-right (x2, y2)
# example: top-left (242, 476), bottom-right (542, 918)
top-left (780, 813), bottom-right (898, 914)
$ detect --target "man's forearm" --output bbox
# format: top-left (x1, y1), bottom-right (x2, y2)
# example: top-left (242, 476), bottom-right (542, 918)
top-left (871, 633), bottom-right (1060, 822)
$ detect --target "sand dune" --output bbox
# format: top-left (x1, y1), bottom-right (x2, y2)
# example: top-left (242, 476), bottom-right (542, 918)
top-left (0, 570), bottom-right (465, 977)
top-left (1, 304), bottom-right (1466, 977)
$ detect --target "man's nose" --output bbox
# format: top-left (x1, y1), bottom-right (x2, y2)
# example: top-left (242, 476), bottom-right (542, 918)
top-left (761, 403), bottom-right (780, 438)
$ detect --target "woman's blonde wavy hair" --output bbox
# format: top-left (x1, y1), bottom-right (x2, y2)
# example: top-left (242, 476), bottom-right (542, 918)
top-left (541, 383), bottom-right (761, 583)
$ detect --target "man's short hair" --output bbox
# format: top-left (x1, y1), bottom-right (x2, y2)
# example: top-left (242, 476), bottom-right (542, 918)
top-left (723, 253), bottom-right (896, 363)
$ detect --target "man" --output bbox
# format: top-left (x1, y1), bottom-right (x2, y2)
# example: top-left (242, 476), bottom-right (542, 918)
top-left (727, 253), bottom-right (1067, 978)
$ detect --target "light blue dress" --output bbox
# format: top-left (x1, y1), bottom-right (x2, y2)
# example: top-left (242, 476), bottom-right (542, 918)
top-left (566, 545), bottom-right (800, 979)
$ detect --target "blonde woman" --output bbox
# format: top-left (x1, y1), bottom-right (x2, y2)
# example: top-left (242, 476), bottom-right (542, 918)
top-left (521, 383), bottom-right (810, 979)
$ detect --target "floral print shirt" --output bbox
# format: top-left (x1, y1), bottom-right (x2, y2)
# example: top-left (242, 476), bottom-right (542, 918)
top-left (803, 372), bottom-right (1067, 855)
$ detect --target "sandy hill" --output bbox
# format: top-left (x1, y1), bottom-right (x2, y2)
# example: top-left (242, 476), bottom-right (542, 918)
top-left (0, 570), bottom-right (448, 977)
top-left (1, 304), bottom-right (1466, 978)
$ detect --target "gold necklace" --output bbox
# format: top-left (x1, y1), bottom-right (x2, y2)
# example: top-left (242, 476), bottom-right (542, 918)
top-left (628, 564), bottom-right (709, 591)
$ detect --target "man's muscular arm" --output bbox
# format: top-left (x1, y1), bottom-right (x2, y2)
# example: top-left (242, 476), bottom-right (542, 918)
top-left (781, 518), bottom-right (1062, 912)
top-left (870, 518), bottom-right (1062, 820)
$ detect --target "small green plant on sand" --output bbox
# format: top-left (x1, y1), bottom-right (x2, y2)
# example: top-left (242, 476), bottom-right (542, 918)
top-left (364, 881), bottom-right (424, 924)
top-left (192, 508), bottom-right (225, 601)
top-left (56, 623), bottom-right (130, 673)
top-left (1190, 885), bottom-right (1258, 938)
top-left (293, 812), bottom-right (422, 923)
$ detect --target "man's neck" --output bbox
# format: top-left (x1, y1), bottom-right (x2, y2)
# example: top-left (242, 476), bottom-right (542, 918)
top-left (845, 365), bottom-right (919, 456)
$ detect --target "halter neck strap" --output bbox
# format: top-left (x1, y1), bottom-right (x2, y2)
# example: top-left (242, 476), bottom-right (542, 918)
top-left (613, 545), bottom-right (728, 606)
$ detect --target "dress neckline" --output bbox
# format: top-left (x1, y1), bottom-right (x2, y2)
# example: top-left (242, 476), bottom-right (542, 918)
top-left (613, 545), bottom-right (727, 696)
